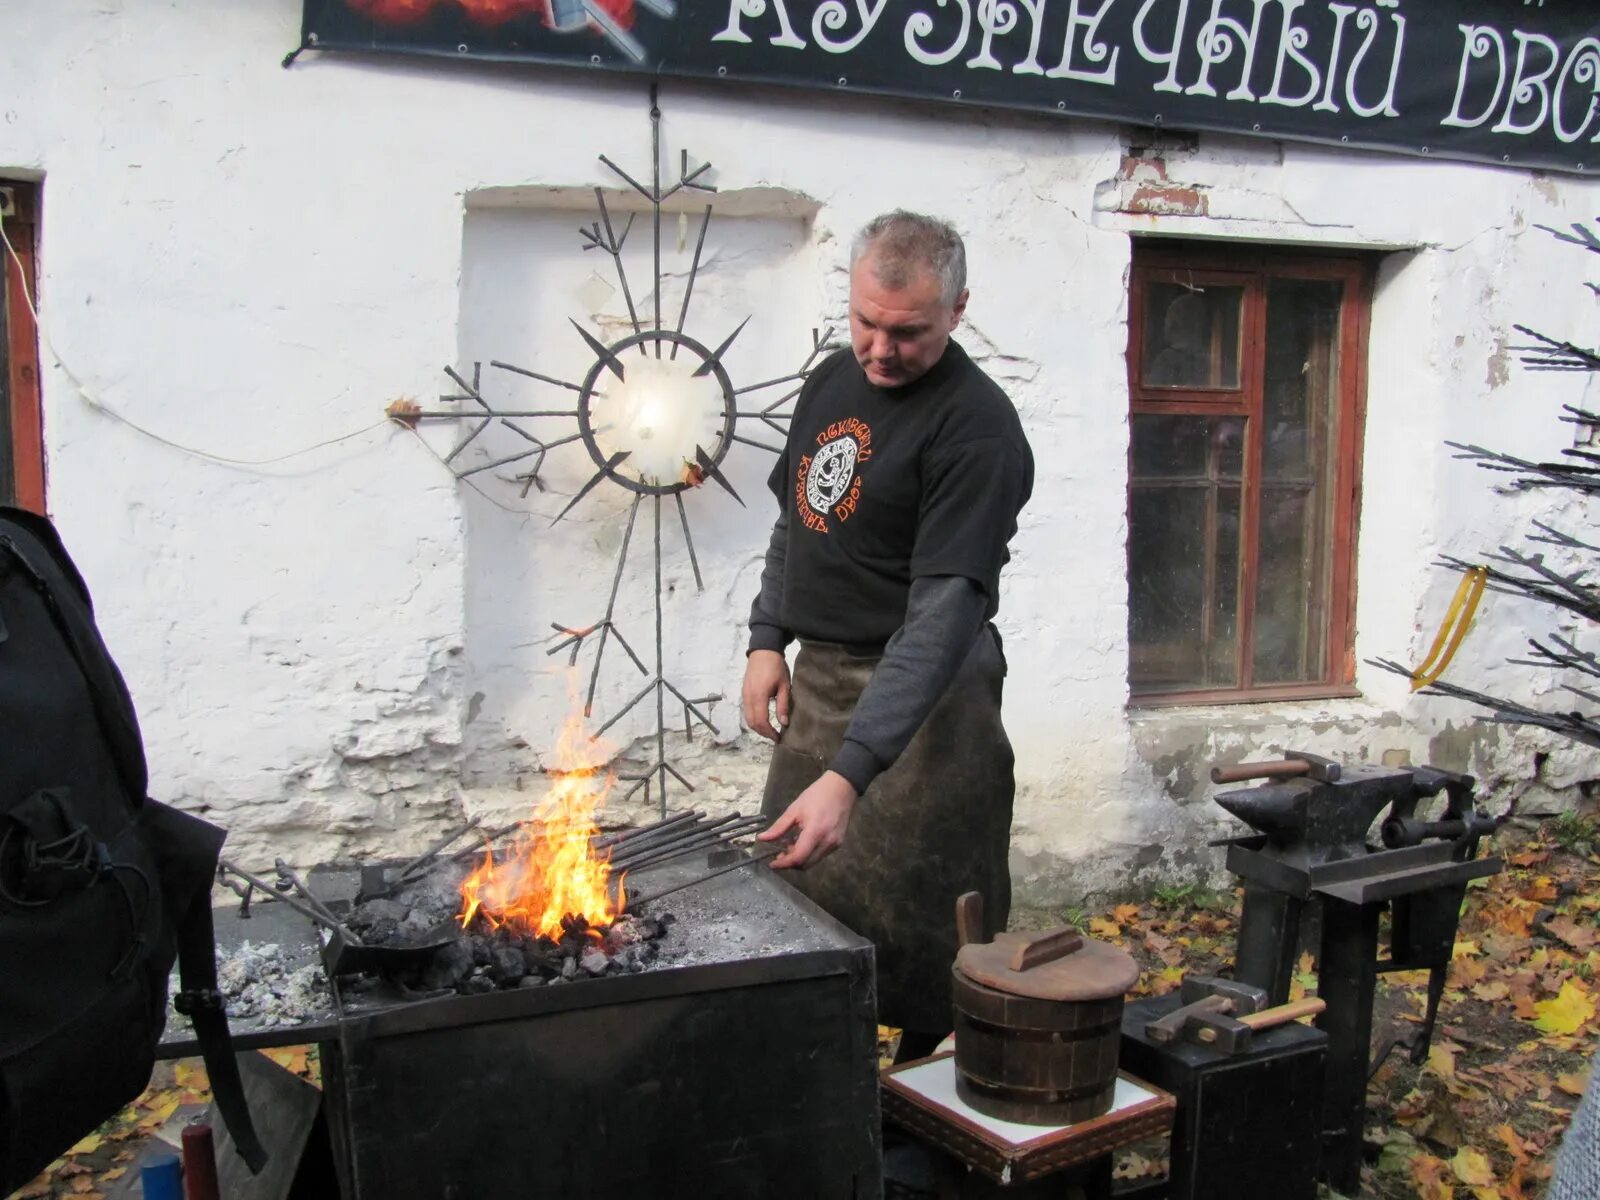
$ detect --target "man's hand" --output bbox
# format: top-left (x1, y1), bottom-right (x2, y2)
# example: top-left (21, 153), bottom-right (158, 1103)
top-left (742, 649), bottom-right (791, 741)
top-left (759, 771), bottom-right (858, 870)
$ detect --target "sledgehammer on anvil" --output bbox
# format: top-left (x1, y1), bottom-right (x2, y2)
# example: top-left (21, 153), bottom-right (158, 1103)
top-left (1145, 975), bottom-right (1326, 1054)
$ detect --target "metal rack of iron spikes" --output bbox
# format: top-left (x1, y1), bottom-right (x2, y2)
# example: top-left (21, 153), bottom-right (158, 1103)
top-left (217, 808), bottom-right (779, 974)
top-left (390, 87), bottom-right (838, 816)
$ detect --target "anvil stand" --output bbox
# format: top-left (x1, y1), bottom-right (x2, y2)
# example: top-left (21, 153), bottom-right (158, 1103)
top-left (1211, 757), bottom-right (1502, 1193)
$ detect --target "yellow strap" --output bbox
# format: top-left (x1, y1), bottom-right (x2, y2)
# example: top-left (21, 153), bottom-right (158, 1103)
top-left (1411, 566), bottom-right (1488, 690)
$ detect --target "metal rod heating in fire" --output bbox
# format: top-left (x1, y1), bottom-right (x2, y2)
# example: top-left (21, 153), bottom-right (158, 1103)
top-left (606, 812), bottom-right (748, 863)
top-left (611, 832), bottom-right (767, 877)
top-left (436, 814), bottom-right (682, 875)
top-left (595, 809), bottom-right (705, 853)
top-left (392, 815), bottom-right (485, 887)
top-left (607, 815), bottom-right (767, 872)
top-left (623, 845), bottom-right (783, 910)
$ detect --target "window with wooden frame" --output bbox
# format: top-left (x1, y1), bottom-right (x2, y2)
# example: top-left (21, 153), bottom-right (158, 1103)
top-left (0, 180), bottom-right (43, 513)
top-left (1126, 242), bottom-right (1370, 705)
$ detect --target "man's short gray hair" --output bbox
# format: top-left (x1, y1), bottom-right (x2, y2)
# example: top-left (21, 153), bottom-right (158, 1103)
top-left (850, 211), bottom-right (967, 308)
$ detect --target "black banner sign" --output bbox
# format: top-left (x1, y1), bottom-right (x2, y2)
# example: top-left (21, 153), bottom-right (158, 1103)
top-left (300, 1), bottom-right (1600, 174)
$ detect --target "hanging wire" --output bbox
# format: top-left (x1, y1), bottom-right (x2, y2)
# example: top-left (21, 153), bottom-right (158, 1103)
top-left (0, 209), bottom-right (388, 468)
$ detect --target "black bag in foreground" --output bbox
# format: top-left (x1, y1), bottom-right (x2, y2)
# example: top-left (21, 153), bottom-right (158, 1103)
top-left (0, 507), bottom-right (265, 1193)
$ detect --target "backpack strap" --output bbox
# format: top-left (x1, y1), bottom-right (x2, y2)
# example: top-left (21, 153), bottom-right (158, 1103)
top-left (173, 896), bottom-right (269, 1173)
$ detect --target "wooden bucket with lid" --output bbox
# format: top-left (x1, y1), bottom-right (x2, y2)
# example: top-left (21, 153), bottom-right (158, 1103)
top-left (951, 892), bottom-right (1140, 1125)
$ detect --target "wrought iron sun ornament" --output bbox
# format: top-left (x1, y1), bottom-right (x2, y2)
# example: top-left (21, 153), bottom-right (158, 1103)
top-left (398, 91), bottom-right (837, 813)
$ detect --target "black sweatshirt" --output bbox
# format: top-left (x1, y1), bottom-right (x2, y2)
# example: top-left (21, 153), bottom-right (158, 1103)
top-left (747, 341), bottom-right (1032, 793)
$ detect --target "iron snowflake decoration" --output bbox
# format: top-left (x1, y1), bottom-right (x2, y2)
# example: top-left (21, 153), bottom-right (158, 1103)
top-left (395, 91), bottom-right (837, 812)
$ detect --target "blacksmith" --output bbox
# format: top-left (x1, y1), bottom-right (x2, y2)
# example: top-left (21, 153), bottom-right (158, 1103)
top-left (745, 211), bottom-right (1033, 1059)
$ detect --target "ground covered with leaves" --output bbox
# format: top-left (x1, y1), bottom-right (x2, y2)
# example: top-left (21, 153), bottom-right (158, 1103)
top-left (13, 1048), bottom-right (317, 1199)
top-left (18, 819), bottom-right (1600, 1198)
top-left (1018, 814), bottom-right (1600, 1199)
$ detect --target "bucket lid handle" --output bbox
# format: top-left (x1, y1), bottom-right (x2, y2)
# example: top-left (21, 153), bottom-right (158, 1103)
top-left (1007, 927), bottom-right (1084, 972)
top-left (955, 891), bottom-right (984, 948)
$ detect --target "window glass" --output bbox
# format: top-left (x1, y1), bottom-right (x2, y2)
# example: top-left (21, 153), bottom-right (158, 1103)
top-left (1129, 414), bottom-right (1245, 692)
top-left (1253, 279), bottom-right (1343, 684)
top-left (1127, 251), bottom-right (1364, 702)
top-left (1140, 282), bottom-right (1243, 389)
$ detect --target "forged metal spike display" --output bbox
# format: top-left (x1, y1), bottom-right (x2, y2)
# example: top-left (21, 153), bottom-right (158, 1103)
top-left (490, 360), bottom-right (585, 393)
top-left (459, 447), bottom-right (541, 479)
top-left (734, 369), bottom-right (808, 395)
top-left (682, 694), bottom-right (719, 738)
top-left (731, 433), bottom-right (784, 455)
top-left (670, 206), bottom-right (714, 360)
top-left (652, 495), bottom-right (667, 796)
top-left (592, 191), bottom-right (644, 344)
top-left (663, 678), bottom-right (720, 735)
top-left (443, 364), bottom-right (484, 402)
top-left (597, 154), bottom-right (651, 200)
top-left (674, 493), bottom-right (704, 590)
top-left (552, 450), bottom-right (631, 524)
top-left (695, 316), bottom-right (751, 377)
top-left (651, 88), bottom-right (663, 353)
top-left (444, 418), bottom-right (493, 464)
top-left (762, 388), bottom-right (803, 415)
top-left (694, 445), bottom-right (744, 506)
top-left (596, 680), bottom-right (659, 743)
top-left (570, 319), bottom-right (627, 380)
top-left (396, 97), bottom-right (846, 815)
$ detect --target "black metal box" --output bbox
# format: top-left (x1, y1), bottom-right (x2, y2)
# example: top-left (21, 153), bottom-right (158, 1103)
top-left (1118, 994), bottom-right (1326, 1200)
top-left (321, 864), bottom-right (881, 1199)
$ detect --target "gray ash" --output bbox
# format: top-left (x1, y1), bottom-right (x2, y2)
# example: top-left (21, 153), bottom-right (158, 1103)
top-left (171, 939), bottom-right (330, 1030)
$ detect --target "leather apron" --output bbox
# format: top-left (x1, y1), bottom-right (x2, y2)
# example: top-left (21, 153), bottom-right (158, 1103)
top-left (760, 629), bottom-right (1014, 1033)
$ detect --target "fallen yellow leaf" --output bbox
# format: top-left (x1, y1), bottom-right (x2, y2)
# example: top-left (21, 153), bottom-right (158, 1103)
top-left (66, 1132), bottom-right (103, 1156)
top-left (1532, 979), bottom-right (1596, 1036)
top-left (1429, 1040), bottom-right (1460, 1080)
top-left (1452, 1146), bottom-right (1495, 1187)
top-left (1412, 1150), bottom-right (1457, 1200)
top-left (1556, 1072), bottom-right (1590, 1096)
top-left (1493, 1123), bottom-right (1529, 1164)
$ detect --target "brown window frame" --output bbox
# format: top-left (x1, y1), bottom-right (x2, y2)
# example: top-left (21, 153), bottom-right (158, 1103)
top-left (1, 180), bottom-right (44, 513)
top-left (1127, 241), bottom-right (1371, 708)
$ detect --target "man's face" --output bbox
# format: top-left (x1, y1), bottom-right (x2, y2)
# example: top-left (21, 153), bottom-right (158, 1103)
top-left (849, 254), bottom-right (968, 388)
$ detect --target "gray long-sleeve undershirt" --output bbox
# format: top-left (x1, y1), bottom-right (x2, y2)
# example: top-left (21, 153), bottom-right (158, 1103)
top-left (748, 511), bottom-right (988, 795)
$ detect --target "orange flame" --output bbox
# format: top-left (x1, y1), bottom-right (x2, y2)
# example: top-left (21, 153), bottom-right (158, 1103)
top-left (457, 714), bottom-right (624, 940)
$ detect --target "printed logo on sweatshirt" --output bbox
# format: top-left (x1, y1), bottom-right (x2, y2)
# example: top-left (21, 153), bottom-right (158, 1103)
top-left (795, 418), bottom-right (873, 532)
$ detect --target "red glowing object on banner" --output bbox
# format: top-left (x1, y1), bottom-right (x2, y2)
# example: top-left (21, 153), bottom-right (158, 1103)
top-left (457, 0), bottom-right (541, 25)
top-left (344, 0), bottom-right (635, 30)
top-left (346, 0), bottom-right (438, 24)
